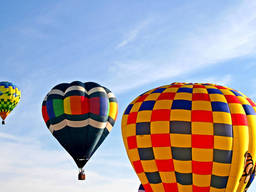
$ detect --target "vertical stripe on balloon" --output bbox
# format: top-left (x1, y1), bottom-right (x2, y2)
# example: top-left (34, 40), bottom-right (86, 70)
top-left (46, 100), bottom-right (55, 119)
top-left (81, 96), bottom-right (89, 114)
top-left (64, 97), bottom-right (71, 114)
top-left (70, 96), bottom-right (82, 115)
top-left (100, 96), bottom-right (108, 116)
top-left (109, 102), bottom-right (118, 120)
top-left (53, 99), bottom-right (64, 117)
top-left (90, 97), bottom-right (100, 115)
top-left (42, 105), bottom-right (49, 122)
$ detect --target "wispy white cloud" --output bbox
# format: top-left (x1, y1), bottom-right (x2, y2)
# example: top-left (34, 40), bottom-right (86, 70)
top-left (184, 74), bottom-right (233, 87)
top-left (0, 132), bottom-right (21, 142)
top-left (0, 138), bottom-right (138, 192)
top-left (246, 78), bottom-right (256, 101)
top-left (116, 20), bottom-right (151, 48)
top-left (110, 0), bottom-right (256, 94)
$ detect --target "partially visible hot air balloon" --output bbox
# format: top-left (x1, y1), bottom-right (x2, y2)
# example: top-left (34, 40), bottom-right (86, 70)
top-left (139, 184), bottom-right (145, 192)
top-left (122, 82), bottom-right (256, 192)
top-left (0, 81), bottom-right (21, 125)
top-left (42, 81), bottom-right (118, 180)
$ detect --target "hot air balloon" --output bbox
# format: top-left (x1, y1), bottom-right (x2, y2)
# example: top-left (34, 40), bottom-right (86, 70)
top-left (42, 81), bottom-right (118, 180)
top-left (122, 82), bottom-right (256, 192)
top-left (139, 184), bottom-right (145, 192)
top-left (0, 81), bottom-right (21, 125)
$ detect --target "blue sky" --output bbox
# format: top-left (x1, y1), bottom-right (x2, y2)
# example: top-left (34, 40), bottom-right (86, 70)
top-left (1, 0), bottom-right (256, 191)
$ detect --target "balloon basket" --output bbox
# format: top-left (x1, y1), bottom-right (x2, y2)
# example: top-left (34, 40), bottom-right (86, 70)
top-left (78, 170), bottom-right (86, 180)
top-left (2, 120), bottom-right (5, 125)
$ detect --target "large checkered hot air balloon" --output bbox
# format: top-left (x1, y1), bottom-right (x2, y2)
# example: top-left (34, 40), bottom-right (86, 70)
top-left (42, 81), bottom-right (118, 180)
top-left (0, 81), bottom-right (21, 125)
top-left (122, 83), bottom-right (256, 192)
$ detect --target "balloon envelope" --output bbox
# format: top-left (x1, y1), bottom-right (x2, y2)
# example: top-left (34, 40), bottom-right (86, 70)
top-left (122, 83), bottom-right (256, 192)
top-left (0, 81), bottom-right (21, 124)
top-left (138, 184), bottom-right (145, 192)
top-left (42, 81), bottom-right (118, 169)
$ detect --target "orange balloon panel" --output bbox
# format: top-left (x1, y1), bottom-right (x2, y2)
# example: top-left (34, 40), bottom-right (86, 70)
top-left (122, 83), bottom-right (256, 192)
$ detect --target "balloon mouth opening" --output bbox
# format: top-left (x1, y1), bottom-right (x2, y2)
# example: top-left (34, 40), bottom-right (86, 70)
top-left (78, 169), bottom-right (86, 180)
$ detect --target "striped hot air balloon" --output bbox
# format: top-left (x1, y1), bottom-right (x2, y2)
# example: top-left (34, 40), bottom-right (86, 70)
top-left (42, 81), bottom-right (118, 180)
top-left (122, 82), bottom-right (256, 192)
top-left (0, 81), bottom-right (21, 125)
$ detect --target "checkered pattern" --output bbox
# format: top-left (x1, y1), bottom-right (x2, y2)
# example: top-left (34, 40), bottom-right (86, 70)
top-left (121, 83), bottom-right (256, 192)
top-left (0, 99), bottom-right (17, 111)
top-left (0, 82), bottom-right (21, 121)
